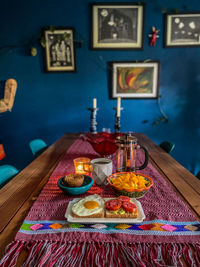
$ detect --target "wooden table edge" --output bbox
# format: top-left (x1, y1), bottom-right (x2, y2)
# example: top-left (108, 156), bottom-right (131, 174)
top-left (135, 133), bottom-right (200, 219)
top-left (0, 133), bottom-right (79, 259)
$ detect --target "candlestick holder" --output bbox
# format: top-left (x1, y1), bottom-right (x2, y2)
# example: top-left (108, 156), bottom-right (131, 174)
top-left (88, 107), bottom-right (98, 134)
top-left (113, 107), bottom-right (123, 133)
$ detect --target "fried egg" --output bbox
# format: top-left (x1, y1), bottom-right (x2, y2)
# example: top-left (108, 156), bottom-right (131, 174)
top-left (71, 194), bottom-right (104, 217)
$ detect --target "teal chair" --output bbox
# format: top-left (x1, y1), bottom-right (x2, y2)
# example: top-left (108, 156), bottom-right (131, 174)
top-left (159, 141), bottom-right (175, 154)
top-left (0, 165), bottom-right (19, 188)
top-left (29, 139), bottom-right (48, 158)
top-left (196, 171), bottom-right (200, 180)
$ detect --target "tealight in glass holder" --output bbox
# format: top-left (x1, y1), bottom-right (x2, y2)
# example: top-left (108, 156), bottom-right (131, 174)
top-left (73, 157), bottom-right (91, 174)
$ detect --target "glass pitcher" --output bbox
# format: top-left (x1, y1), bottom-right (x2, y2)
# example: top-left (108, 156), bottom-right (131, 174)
top-left (116, 133), bottom-right (148, 172)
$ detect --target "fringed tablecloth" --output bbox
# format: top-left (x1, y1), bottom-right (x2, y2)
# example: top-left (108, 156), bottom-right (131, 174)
top-left (1, 136), bottom-right (200, 267)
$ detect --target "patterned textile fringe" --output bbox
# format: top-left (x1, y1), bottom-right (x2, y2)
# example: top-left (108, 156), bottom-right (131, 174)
top-left (1, 241), bottom-right (200, 267)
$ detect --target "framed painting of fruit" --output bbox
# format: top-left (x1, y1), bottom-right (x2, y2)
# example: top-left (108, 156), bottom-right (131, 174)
top-left (110, 61), bottom-right (160, 99)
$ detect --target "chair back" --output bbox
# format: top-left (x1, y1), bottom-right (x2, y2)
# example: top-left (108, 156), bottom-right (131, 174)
top-left (159, 141), bottom-right (175, 154)
top-left (0, 164), bottom-right (19, 188)
top-left (29, 139), bottom-right (47, 156)
top-left (196, 171), bottom-right (200, 180)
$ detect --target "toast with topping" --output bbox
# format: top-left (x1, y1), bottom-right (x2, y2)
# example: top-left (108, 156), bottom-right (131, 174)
top-left (105, 197), bottom-right (137, 218)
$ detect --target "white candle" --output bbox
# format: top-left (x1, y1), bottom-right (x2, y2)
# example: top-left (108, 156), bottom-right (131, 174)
top-left (93, 98), bottom-right (97, 109)
top-left (117, 97), bottom-right (121, 117)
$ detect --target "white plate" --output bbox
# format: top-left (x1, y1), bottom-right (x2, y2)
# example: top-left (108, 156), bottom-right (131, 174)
top-left (65, 197), bottom-right (145, 223)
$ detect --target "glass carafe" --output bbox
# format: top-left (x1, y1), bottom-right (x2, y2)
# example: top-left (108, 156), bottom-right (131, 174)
top-left (116, 133), bottom-right (148, 172)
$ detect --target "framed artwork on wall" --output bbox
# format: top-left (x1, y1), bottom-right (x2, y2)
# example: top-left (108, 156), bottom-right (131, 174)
top-left (91, 3), bottom-right (145, 49)
top-left (165, 13), bottom-right (200, 47)
top-left (44, 28), bottom-right (76, 72)
top-left (110, 61), bottom-right (160, 99)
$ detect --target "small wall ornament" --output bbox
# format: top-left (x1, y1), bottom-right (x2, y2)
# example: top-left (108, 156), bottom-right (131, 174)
top-left (149, 27), bottom-right (160, 47)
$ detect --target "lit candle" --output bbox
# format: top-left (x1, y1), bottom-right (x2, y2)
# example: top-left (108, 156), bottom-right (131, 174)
top-left (77, 164), bottom-right (83, 172)
top-left (73, 157), bottom-right (91, 174)
top-left (93, 98), bottom-right (97, 109)
top-left (117, 97), bottom-right (121, 117)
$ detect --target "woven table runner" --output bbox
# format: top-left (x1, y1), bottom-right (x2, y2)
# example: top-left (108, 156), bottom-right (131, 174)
top-left (1, 136), bottom-right (200, 267)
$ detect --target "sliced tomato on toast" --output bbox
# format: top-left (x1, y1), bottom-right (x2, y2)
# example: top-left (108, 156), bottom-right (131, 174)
top-left (105, 199), bottom-right (122, 211)
top-left (122, 202), bottom-right (137, 213)
top-left (118, 196), bottom-right (130, 203)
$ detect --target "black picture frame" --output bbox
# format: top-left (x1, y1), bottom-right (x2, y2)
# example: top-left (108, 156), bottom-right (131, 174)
top-left (91, 3), bottom-right (145, 50)
top-left (164, 13), bottom-right (200, 48)
top-left (44, 27), bottom-right (76, 72)
top-left (109, 61), bottom-right (160, 99)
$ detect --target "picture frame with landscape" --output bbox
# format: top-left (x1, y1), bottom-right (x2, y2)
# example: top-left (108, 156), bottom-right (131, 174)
top-left (44, 28), bottom-right (76, 72)
top-left (110, 61), bottom-right (160, 99)
top-left (91, 3), bottom-right (144, 49)
top-left (165, 13), bottom-right (200, 47)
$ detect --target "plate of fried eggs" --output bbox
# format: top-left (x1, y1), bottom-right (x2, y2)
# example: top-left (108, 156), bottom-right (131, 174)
top-left (65, 194), bottom-right (145, 223)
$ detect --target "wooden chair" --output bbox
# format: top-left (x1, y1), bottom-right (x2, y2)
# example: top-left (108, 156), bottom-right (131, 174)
top-left (159, 141), bottom-right (175, 154)
top-left (0, 164), bottom-right (19, 188)
top-left (29, 139), bottom-right (48, 158)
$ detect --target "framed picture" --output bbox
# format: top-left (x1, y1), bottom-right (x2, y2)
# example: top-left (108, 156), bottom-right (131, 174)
top-left (165, 13), bottom-right (200, 47)
top-left (110, 61), bottom-right (160, 99)
top-left (44, 28), bottom-right (76, 72)
top-left (91, 3), bottom-right (145, 49)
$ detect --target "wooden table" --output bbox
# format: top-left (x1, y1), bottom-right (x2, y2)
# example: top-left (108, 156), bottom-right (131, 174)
top-left (0, 133), bottom-right (200, 262)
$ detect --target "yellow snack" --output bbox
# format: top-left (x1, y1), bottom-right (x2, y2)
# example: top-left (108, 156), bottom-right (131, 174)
top-left (111, 172), bottom-right (149, 191)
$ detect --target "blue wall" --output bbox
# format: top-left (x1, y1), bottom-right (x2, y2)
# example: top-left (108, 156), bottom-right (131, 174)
top-left (0, 0), bottom-right (200, 175)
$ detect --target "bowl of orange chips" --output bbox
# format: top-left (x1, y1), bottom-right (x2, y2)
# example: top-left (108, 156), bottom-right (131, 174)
top-left (107, 172), bottom-right (153, 198)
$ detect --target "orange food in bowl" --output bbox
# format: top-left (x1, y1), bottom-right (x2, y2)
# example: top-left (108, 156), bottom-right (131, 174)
top-left (110, 172), bottom-right (151, 192)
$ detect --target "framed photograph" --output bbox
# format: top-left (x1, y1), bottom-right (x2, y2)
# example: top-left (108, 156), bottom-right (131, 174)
top-left (110, 61), bottom-right (160, 99)
top-left (44, 28), bottom-right (76, 72)
top-left (165, 13), bottom-right (200, 47)
top-left (91, 3), bottom-right (145, 49)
